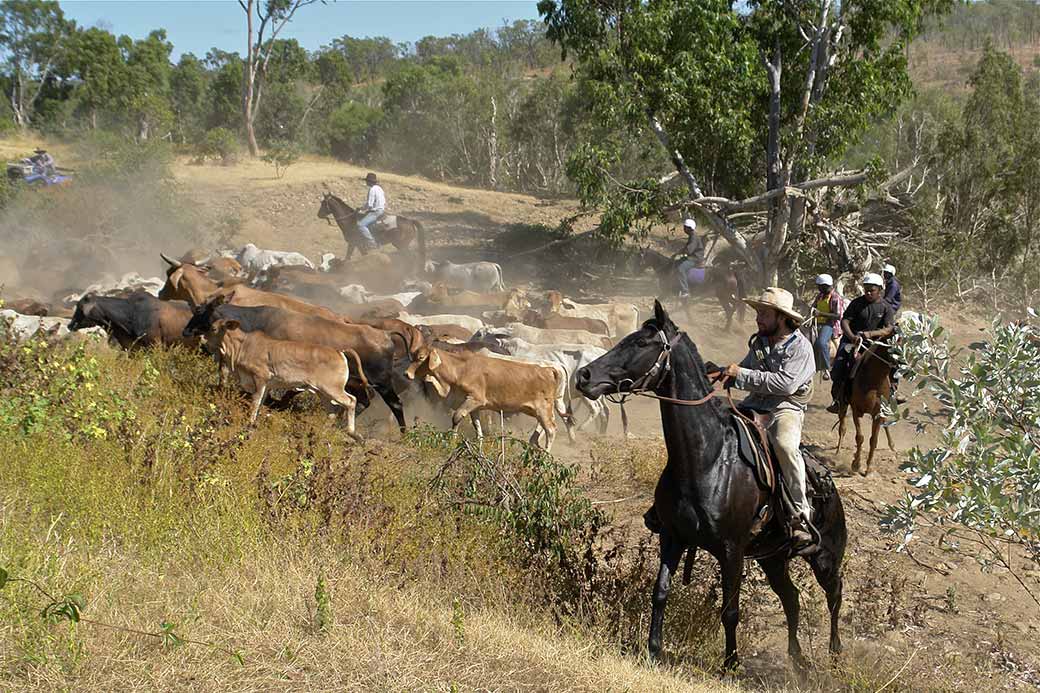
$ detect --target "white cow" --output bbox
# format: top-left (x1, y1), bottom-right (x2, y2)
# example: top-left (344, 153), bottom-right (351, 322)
top-left (398, 312), bottom-right (485, 334)
top-left (237, 243), bottom-right (315, 273)
top-left (425, 260), bottom-right (505, 292)
top-left (545, 291), bottom-right (639, 338)
top-left (0, 310), bottom-right (106, 342)
top-left (64, 272), bottom-right (165, 303)
top-left (338, 284), bottom-right (373, 303)
top-left (475, 322), bottom-right (611, 349)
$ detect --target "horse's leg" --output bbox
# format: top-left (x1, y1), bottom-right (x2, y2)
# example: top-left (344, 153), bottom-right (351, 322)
top-left (647, 534), bottom-right (684, 661)
top-left (866, 412), bottom-right (882, 476)
top-left (758, 556), bottom-right (807, 670)
top-left (808, 546), bottom-right (844, 655)
top-left (720, 550), bottom-right (745, 670)
top-left (836, 407), bottom-right (846, 453)
top-left (851, 411), bottom-right (864, 474)
top-left (345, 242), bottom-right (355, 260)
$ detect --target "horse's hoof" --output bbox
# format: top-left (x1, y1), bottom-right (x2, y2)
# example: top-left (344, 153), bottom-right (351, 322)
top-left (858, 468), bottom-right (868, 477)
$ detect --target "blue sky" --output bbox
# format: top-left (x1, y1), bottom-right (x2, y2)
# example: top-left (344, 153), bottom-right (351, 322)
top-left (61, 1), bottom-right (543, 59)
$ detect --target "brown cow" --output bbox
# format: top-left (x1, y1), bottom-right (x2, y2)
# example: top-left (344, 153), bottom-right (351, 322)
top-left (158, 254), bottom-right (343, 322)
top-left (407, 285), bottom-right (527, 316)
top-left (204, 317), bottom-right (365, 437)
top-left (405, 344), bottom-right (565, 451)
top-left (5, 298), bottom-right (51, 316)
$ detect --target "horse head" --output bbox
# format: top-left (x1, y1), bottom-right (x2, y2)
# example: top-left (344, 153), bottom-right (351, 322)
top-left (577, 299), bottom-right (683, 399)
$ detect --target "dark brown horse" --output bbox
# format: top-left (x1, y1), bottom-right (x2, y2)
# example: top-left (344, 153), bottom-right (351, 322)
top-left (636, 248), bottom-right (747, 330)
top-left (836, 339), bottom-right (896, 476)
top-left (317, 192), bottom-right (427, 268)
top-left (576, 301), bottom-right (846, 670)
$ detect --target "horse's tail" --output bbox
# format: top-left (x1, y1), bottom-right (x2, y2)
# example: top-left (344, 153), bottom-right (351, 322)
top-left (413, 218), bottom-right (428, 273)
top-left (493, 263), bottom-right (506, 291)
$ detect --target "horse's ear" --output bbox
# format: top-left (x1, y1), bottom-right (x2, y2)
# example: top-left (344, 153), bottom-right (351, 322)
top-left (653, 299), bottom-right (673, 328)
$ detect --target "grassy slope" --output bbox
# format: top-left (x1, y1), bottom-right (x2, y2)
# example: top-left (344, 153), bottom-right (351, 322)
top-left (0, 341), bottom-right (737, 693)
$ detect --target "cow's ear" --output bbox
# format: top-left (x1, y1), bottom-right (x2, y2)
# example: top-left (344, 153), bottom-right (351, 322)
top-left (428, 350), bottom-right (442, 371)
top-left (224, 319), bottom-right (241, 331)
top-left (405, 361), bottom-right (419, 380)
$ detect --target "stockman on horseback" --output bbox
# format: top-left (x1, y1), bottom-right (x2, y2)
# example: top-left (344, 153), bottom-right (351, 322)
top-left (357, 172), bottom-right (385, 251)
top-left (713, 288), bottom-right (818, 549)
top-left (676, 218), bottom-right (706, 298)
top-left (826, 273), bottom-right (896, 414)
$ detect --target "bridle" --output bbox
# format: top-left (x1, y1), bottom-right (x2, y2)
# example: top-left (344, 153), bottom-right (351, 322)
top-left (320, 194), bottom-right (357, 226)
top-left (604, 329), bottom-right (723, 408)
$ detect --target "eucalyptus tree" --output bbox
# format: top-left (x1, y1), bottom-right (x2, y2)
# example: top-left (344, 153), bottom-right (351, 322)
top-left (539, 0), bottom-right (953, 284)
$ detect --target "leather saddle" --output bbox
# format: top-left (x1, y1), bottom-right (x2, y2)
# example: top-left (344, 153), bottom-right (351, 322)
top-left (733, 410), bottom-right (776, 493)
top-left (372, 214), bottom-right (398, 232)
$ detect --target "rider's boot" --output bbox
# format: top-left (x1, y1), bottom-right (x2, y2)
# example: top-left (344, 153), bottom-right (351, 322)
top-left (789, 515), bottom-right (818, 555)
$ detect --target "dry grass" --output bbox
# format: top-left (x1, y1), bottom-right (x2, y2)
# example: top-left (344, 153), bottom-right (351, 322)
top-left (0, 339), bottom-right (738, 693)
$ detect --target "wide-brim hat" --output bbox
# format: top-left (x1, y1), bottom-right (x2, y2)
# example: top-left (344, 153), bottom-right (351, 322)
top-left (363, 172), bottom-right (378, 184)
top-left (743, 287), bottom-right (804, 321)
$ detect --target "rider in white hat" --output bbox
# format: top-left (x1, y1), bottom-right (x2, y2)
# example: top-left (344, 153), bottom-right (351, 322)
top-left (812, 273), bottom-right (844, 378)
top-left (716, 287), bottom-right (817, 550)
top-left (676, 218), bottom-right (706, 299)
top-left (826, 273), bottom-right (896, 413)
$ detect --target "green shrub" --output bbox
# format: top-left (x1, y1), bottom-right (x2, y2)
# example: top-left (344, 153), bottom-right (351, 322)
top-left (260, 139), bottom-right (300, 178)
top-left (197, 127), bottom-right (241, 165)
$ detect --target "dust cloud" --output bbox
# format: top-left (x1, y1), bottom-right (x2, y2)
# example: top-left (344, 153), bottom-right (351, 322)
top-left (0, 154), bottom-right (201, 304)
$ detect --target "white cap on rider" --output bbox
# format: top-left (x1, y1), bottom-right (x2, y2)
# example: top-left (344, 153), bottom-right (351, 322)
top-left (815, 273), bottom-right (833, 286)
top-left (683, 218), bottom-right (696, 231)
top-left (883, 263), bottom-right (896, 275)
top-left (862, 272), bottom-right (884, 287)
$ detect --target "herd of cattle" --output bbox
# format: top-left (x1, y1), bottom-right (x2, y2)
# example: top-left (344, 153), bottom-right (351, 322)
top-left (2, 244), bottom-right (644, 449)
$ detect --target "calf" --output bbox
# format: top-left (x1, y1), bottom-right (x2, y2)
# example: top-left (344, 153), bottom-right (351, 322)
top-left (479, 335), bottom-right (611, 435)
top-left (545, 290), bottom-right (638, 338)
top-left (183, 298), bottom-right (407, 431)
top-left (405, 344), bottom-right (565, 451)
top-left (204, 317), bottom-right (364, 436)
top-left (424, 260), bottom-right (505, 292)
top-left (69, 292), bottom-right (199, 350)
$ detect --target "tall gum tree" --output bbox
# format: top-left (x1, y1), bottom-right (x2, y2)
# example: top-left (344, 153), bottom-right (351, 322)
top-left (539, 0), bottom-right (953, 285)
top-left (239, 0), bottom-right (320, 155)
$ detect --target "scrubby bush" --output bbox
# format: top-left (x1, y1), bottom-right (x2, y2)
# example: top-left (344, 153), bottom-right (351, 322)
top-left (886, 312), bottom-right (1040, 581)
top-left (197, 127), bottom-right (240, 165)
top-left (260, 139), bottom-right (300, 178)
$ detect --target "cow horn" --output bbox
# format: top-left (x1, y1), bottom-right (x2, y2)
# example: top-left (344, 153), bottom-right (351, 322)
top-left (160, 252), bottom-right (182, 268)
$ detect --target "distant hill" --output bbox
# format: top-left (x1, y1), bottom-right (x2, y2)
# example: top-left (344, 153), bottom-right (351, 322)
top-left (910, 0), bottom-right (1040, 91)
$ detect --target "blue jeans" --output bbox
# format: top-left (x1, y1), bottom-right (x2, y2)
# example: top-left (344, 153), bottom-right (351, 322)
top-left (815, 324), bottom-right (834, 370)
top-left (357, 210), bottom-right (382, 245)
top-left (677, 260), bottom-right (705, 293)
